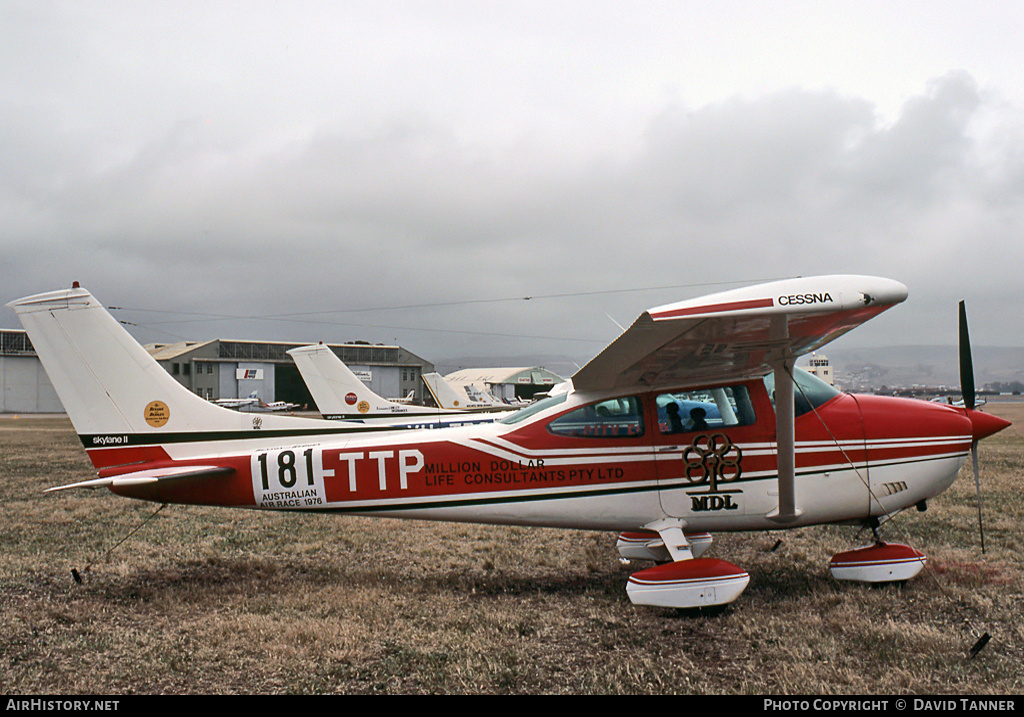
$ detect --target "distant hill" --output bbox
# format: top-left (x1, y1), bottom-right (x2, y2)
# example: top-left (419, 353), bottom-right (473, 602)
top-left (437, 345), bottom-right (1023, 393)
top-left (816, 345), bottom-right (1024, 390)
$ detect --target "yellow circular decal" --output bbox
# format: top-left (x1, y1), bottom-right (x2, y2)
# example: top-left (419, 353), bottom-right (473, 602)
top-left (144, 400), bottom-right (170, 427)
top-left (357, 400), bottom-right (370, 414)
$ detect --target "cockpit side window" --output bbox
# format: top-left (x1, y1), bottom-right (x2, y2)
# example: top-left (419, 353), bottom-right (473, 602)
top-left (547, 396), bottom-right (644, 438)
top-left (762, 367), bottom-right (841, 417)
top-left (656, 385), bottom-right (756, 434)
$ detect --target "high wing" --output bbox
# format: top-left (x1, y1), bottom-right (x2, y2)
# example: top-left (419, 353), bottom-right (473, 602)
top-left (572, 275), bottom-right (908, 394)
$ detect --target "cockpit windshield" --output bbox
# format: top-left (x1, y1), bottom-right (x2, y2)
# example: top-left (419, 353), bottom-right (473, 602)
top-left (499, 393), bottom-right (568, 425)
top-left (762, 367), bottom-right (841, 417)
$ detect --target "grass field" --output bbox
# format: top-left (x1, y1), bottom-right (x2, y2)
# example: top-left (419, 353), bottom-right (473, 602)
top-left (1, 405), bottom-right (1022, 695)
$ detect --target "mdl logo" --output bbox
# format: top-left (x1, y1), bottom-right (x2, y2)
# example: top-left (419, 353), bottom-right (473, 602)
top-left (682, 433), bottom-right (742, 512)
top-left (691, 494), bottom-right (740, 512)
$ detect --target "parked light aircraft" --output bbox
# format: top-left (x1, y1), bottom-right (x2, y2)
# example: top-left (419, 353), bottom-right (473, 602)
top-left (288, 342), bottom-right (508, 428)
top-left (930, 395), bottom-right (987, 409)
top-left (421, 372), bottom-right (519, 412)
top-left (8, 276), bottom-right (1010, 609)
top-left (212, 391), bottom-right (260, 409)
top-left (213, 391), bottom-right (299, 413)
top-left (246, 397), bottom-right (301, 413)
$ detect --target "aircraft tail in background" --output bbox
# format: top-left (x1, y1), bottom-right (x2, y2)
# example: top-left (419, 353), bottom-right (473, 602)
top-left (421, 372), bottom-right (513, 412)
top-left (287, 343), bottom-right (500, 426)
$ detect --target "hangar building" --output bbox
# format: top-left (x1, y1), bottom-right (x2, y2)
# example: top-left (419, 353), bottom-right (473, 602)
top-left (146, 339), bottom-right (434, 410)
top-left (0, 330), bottom-right (63, 413)
top-left (1, 328), bottom-right (434, 413)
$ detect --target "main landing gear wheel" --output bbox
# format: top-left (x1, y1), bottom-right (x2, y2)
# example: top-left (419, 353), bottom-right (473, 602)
top-left (626, 558), bottom-right (750, 609)
top-left (621, 523), bottom-right (746, 610)
top-left (829, 542), bottom-right (926, 583)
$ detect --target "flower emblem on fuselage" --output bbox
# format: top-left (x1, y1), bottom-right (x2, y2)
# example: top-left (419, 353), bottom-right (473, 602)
top-left (682, 433), bottom-right (742, 492)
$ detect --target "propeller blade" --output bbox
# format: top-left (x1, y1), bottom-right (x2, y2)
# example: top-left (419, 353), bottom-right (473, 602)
top-left (960, 301), bottom-right (985, 553)
top-left (959, 301), bottom-right (976, 411)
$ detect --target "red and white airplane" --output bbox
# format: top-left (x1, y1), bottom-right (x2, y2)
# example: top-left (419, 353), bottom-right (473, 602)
top-left (8, 276), bottom-right (1009, 609)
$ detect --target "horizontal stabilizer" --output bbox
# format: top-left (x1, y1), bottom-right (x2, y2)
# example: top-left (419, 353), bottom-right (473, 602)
top-left (45, 464), bottom-right (234, 493)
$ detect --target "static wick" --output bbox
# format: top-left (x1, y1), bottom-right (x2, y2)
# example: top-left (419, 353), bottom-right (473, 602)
top-left (770, 539), bottom-right (783, 553)
top-left (969, 632), bottom-right (991, 658)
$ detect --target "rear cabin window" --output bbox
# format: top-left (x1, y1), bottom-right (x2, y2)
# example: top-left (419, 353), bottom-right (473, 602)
top-left (547, 397), bottom-right (644, 438)
top-left (657, 385), bottom-right (756, 434)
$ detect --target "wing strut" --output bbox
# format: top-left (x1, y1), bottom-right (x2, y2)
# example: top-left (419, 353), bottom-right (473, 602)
top-left (768, 317), bottom-right (802, 523)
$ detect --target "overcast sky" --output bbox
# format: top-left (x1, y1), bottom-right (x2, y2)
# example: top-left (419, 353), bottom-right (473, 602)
top-left (3, 1), bottom-right (1023, 373)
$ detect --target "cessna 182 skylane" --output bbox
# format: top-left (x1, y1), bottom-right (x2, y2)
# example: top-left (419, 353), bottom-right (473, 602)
top-left (287, 342), bottom-right (513, 427)
top-left (8, 276), bottom-right (1010, 609)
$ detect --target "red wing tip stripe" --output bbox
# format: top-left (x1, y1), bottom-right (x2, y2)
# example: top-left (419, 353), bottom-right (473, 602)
top-left (628, 573), bottom-right (749, 587)
top-left (831, 557), bottom-right (926, 568)
top-left (618, 532), bottom-right (658, 543)
top-left (651, 297), bottom-right (774, 320)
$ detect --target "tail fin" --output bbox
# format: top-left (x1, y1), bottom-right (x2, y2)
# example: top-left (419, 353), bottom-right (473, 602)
top-left (421, 372), bottom-right (489, 410)
top-left (8, 285), bottom-right (341, 466)
top-left (288, 343), bottom-right (446, 420)
top-left (464, 382), bottom-right (506, 406)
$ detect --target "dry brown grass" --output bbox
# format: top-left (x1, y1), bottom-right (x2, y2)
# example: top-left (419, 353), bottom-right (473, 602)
top-left (2, 406), bottom-right (1022, 695)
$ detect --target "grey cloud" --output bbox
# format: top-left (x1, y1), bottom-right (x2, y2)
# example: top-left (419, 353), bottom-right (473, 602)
top-left (3, 70), bottom-right (1023, 364)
